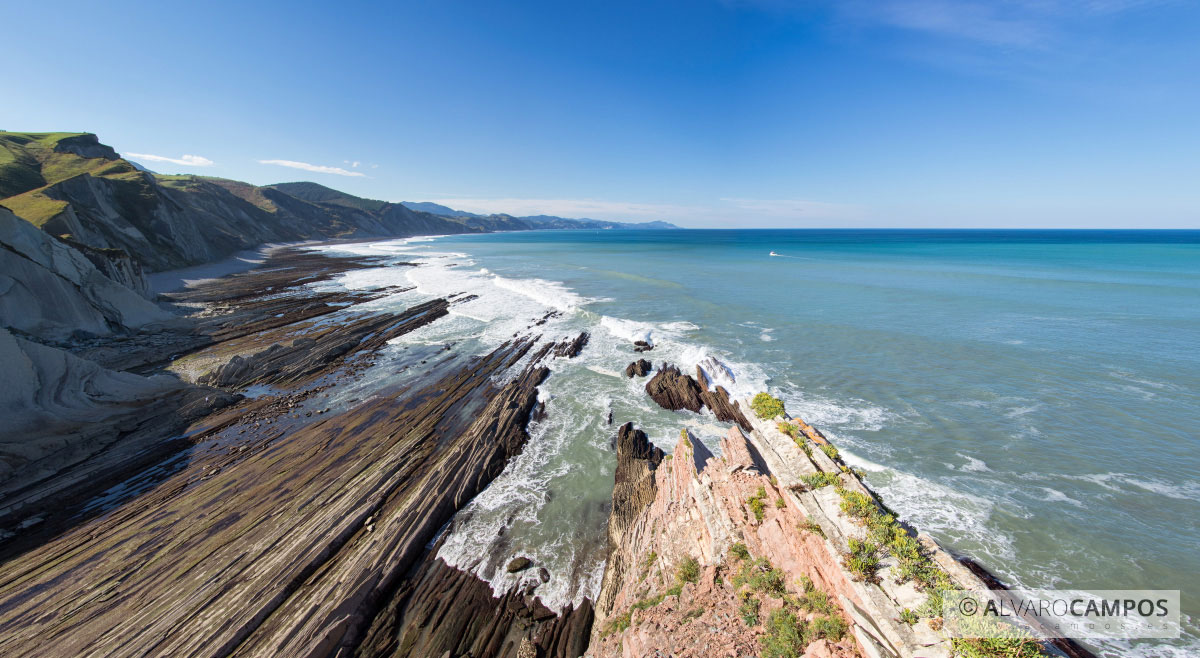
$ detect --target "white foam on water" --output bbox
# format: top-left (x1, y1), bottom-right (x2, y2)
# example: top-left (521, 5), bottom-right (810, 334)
top-left (437, 364), bottom-right (617, 611)
top-left (1062, 472), bottom-right (1200, 501)
top-left (868, 467), bottom-right (1017, 563)
top-left (1039, 487), bottom-right (1085, 507)
top-left (837, 447), bottom-right (889, 473)
top-left (599, 316), bottom-right (654, 344)
top-left (955, 452), bottom-right (993, 472)
top-left (777, 385), bottom-right (896, 433)
top-left (491, 274), bottom-right (588, 313)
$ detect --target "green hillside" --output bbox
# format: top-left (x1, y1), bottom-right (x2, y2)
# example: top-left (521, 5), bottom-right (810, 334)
top-left (0, 131), bottom-right (140, 225)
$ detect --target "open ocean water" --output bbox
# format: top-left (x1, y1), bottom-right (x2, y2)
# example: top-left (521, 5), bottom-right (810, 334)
top-left (316, 229), bottom-right (1200, 657)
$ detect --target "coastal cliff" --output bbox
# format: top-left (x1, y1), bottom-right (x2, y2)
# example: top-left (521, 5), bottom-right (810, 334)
top-left (0, 131), bottom-right (1092, 658)
top-left (586, 388), bottom-right (1078, 658)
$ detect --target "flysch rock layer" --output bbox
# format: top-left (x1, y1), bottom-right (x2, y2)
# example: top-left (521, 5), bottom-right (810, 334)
top-left (588, 397), bottom-right (1050, 658)
top-left (0, 247), bottom-right (595, 658)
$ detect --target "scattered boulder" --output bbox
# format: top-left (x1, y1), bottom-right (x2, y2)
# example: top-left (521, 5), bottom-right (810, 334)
top-left (633, 340), bottom-right (653, 352)
top-left (554, 331), bottom-right (589, 358)
top-left (624, 358), bottom-right (652, 378)
top-left (644, 364), bottom-right (704, 413)
top-left (507, 556), bottom-right (533, 573)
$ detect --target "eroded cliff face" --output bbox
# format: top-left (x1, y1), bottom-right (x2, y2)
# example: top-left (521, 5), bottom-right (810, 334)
top-left (588, 397), bottom-right (1023, 658)
top-left (0, 207), bottom-right (172, 340)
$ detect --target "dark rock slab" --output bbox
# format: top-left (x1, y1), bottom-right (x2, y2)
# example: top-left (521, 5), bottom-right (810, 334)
top-left (553, 331), bottom-right (589, 359)
top-left (357, 553), bottom-right (592, 658)
top-left (597, 423), bottom-right (664, 616)
top-left (624, 359), bottom-right (652, 378)
top-left (198, 298), bottom-right (450, 388)
top-left (507, 557), bottom-right (533, 573)
top-left (644, 364), bottom-right (703, 413)
top-left (699, 385), bottom-right (753, 432)
top-left (632, 340), bottom-right (652, 353)
top-left (0, 327), bottom-right (577, 657)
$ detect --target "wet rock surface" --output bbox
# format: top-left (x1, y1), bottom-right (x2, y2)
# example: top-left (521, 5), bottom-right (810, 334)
top-left (357, 547), bottom-right (593, 658)
top-left (553, 331), bottom-right (589, 359)
top-left (623, 358), bottom-right (652, 378)
top-left (0, 247), bottom-right (598, 658)
top-left (644, 364), bottom-right (704, 412)
top-left (699, 385), bottom-right (753, 432)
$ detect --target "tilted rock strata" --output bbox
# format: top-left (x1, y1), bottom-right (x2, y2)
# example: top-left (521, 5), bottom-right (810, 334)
top-left (623, 358), bottom-right (652, 378)
top-left (0, 245), bottom-right (597, 658)
top-left (590, 395), bottom-right (1057, 658)
top-left (644, 363), bottom-right (704, 413)
top-left (596, 423), bottom-right (665, 616)
top-left (356, 549), bottom-right (593, 658)
top-left (644, 361), bottom-right (752, 431)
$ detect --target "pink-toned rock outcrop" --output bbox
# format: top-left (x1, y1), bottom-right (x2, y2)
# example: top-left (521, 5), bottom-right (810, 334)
top-left (586, 396), bottom-right (1033, 658)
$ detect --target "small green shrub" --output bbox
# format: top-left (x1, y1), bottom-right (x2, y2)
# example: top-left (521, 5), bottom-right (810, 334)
top-left (775, 497), bottom-right (786, 509)
top-left (808, 614), bottom-right (848, 642)
top-left (777, 421), bottom-right (802, 441)
top-left (682, 606), bottom-right (705, 624)
top-left (676, 556), bottom-right (701, 585)
top-left (642, 551), bottom-right (657, 570)
top-left (844, 538), bottom-right (881, 582)
top-left (820, 444), bottom-right (840, 461)
top-left (799, 471), bottom-right (841, 490)
top-left (900, 608), bottom-right (919, 625)
top-left (630, 593), bottom-right (665, 611)
top-left (746, 486), bottom-right (768, 521)
top-left (738, 591), bottom-right (761, 625)
top-left (836, 486), bottom-right (878, 519)
top-left (732, 557), bottom-right (788, 598)
top-left (729, 542), bottom-right (751, 561)
top-left (752, 392), bottom-right (786, 419)
top-left (798, 519), bottom-right (825, 537)
top-left (761, 609), bottom-right (805, 658)
top-left (601, 612), bottom-right (631, 637)
top-left (951, 637), bottom-right (1047, 658)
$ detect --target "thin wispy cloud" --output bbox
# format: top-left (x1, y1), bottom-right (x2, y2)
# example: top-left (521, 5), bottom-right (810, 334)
top-left (863, 1), bottom-right (1045, 47)
top-left (762, 0), bottom-right (1170, 49)
top-left (257, 159), bottom-right (366, 177)
top-left (126, 152), bottom-right (214, 167)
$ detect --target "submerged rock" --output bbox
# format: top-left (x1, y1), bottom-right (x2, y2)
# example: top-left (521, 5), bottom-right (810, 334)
top-left (507, 556), bottom-right (533, 573)
top-left (633, 340), bottom-right (652, 352)
top-left (623, 358), bottom-right (652, 378)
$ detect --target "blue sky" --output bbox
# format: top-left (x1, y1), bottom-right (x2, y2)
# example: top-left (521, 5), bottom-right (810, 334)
top-left (3, 0), bottom-right (1198, 227)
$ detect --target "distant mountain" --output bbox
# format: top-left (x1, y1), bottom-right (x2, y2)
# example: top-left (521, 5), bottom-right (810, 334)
top-left (399, 201), bottom-right (680, 230)
top-left (0, 131), bottom-right (674, 279)
top-left (399, 201), bottom-right (480, 219)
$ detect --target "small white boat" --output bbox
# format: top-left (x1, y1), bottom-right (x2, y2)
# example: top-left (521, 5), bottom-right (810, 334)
top-left (769, 251), bottom-right (778, 256)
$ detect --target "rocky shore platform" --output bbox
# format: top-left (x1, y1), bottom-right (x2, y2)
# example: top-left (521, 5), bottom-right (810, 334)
top-left (0, 246), bottom-right (593, 657)
top-left (0, 243), bottom-right (1096, 658)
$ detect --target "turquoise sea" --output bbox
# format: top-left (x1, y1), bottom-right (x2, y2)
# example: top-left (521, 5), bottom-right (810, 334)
top-left (319, 229), bottom-right (1200, 657)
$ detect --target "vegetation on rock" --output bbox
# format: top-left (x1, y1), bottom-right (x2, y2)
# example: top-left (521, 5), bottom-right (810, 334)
top-left (751, 392), bottom-right (786, 419)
